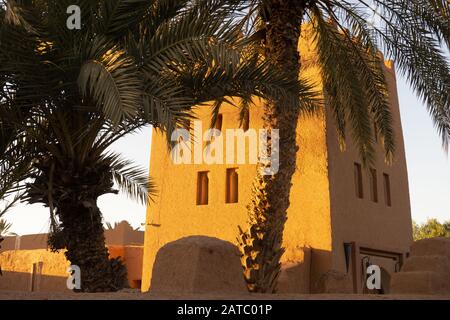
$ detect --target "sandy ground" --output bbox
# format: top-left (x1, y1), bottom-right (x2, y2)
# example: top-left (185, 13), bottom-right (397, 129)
top-left (0, 289), bottom-right (449, 300)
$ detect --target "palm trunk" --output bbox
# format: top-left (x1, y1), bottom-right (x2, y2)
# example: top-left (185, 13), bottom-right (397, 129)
top-left (28, 157), bottom-right (127, 292)
top-left (238, 1), bottom-right (305, 293)
top-left (54, 198), bottom-right (127, 292)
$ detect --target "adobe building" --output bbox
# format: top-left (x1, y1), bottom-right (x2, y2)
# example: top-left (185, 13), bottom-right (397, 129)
top-left (0, 221), bottom-right (144, 291)
top-left (142, 29), bottom-right (413, 294)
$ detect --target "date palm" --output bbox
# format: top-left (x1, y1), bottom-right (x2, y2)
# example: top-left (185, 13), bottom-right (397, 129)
top-left (236, 0), bottom-right (450, 292)
top-left (0, 0), bottom-right (310, 292)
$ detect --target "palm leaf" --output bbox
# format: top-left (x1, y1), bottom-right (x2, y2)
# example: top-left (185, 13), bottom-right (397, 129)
top-left (107, 153), bottom-right (155, 206)
top-left (78, 37), bottom-right (142, 125)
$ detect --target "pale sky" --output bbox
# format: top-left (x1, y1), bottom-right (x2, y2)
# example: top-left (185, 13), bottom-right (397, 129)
top-left (3, 72), bottom-right (450, 235)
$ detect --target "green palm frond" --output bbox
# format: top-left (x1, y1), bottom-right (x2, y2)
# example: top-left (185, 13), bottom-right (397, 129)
top-left (107, 153), bottom-right (155, 206)
top-left (99, 0), bottom-right (153, 36)
top-left (241, 0), bottom-right (449, 161)
top-left (78, 36), bottom-right (142, 125)
top-left (310, 8), bottom-right (393, 164)
top-left (327, 0), bottom-right (450, 152)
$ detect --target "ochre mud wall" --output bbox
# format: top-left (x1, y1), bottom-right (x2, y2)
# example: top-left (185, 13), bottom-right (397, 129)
top-left (0, 246), bottom-right (143, 291)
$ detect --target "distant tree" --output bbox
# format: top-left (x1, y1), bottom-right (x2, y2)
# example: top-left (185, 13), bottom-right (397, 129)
top-left (413, 218), bottom-right (450, 241)
top-left (444, 221), bottom-right (450, 233)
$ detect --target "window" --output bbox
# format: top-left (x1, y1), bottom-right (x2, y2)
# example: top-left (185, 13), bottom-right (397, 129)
top-left (178, 136), bottom-right (184, 158)
top-left (242, 111), bottom-right (249, 132)
top-left (383, 173), bottom-right (392, 206)
top-left (196, 171), bottom-right (209, 205)
top-left (226, 168), bottom-right (238, 203)
top-left (369, 168), bottom-right (378, 203)
top-left (354, 163), bottom-right (363, 198)
top-left (214, 114), bottom-right (223, 132)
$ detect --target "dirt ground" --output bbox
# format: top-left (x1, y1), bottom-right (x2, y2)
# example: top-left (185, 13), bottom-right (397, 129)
top-left (0, 289), bottom-right (449, 300)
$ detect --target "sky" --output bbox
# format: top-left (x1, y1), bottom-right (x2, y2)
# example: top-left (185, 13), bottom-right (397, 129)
top-left (3, 73), bottom-right (450, 235)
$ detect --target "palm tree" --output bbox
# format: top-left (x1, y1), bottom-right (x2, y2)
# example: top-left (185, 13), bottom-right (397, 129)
top-left (236, 0), bottom-right (450, 292)
top-left (0, 0), bottom-right (306, 292)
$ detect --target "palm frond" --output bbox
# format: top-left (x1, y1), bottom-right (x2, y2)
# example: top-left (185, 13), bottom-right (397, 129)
top-left (78, 37), bottom-right (142, 125)
top-left (329, 0), bottom-right (450, 151)
top-left (99, 0), bottom-right (154, 37)
top-left (0, 192), bottom-right (23, 219)
top-left (311, 10), bottom-right (375, 164)
top-left (107, 153), bottom-right (155, 206)
top-left (312, 5), bottom-right (395, 163)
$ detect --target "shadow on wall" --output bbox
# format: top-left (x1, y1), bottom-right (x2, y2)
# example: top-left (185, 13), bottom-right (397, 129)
top-left (277, 247), bottom-right (312, 293)
top-left (278, 248), bottom-right (349, 294)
